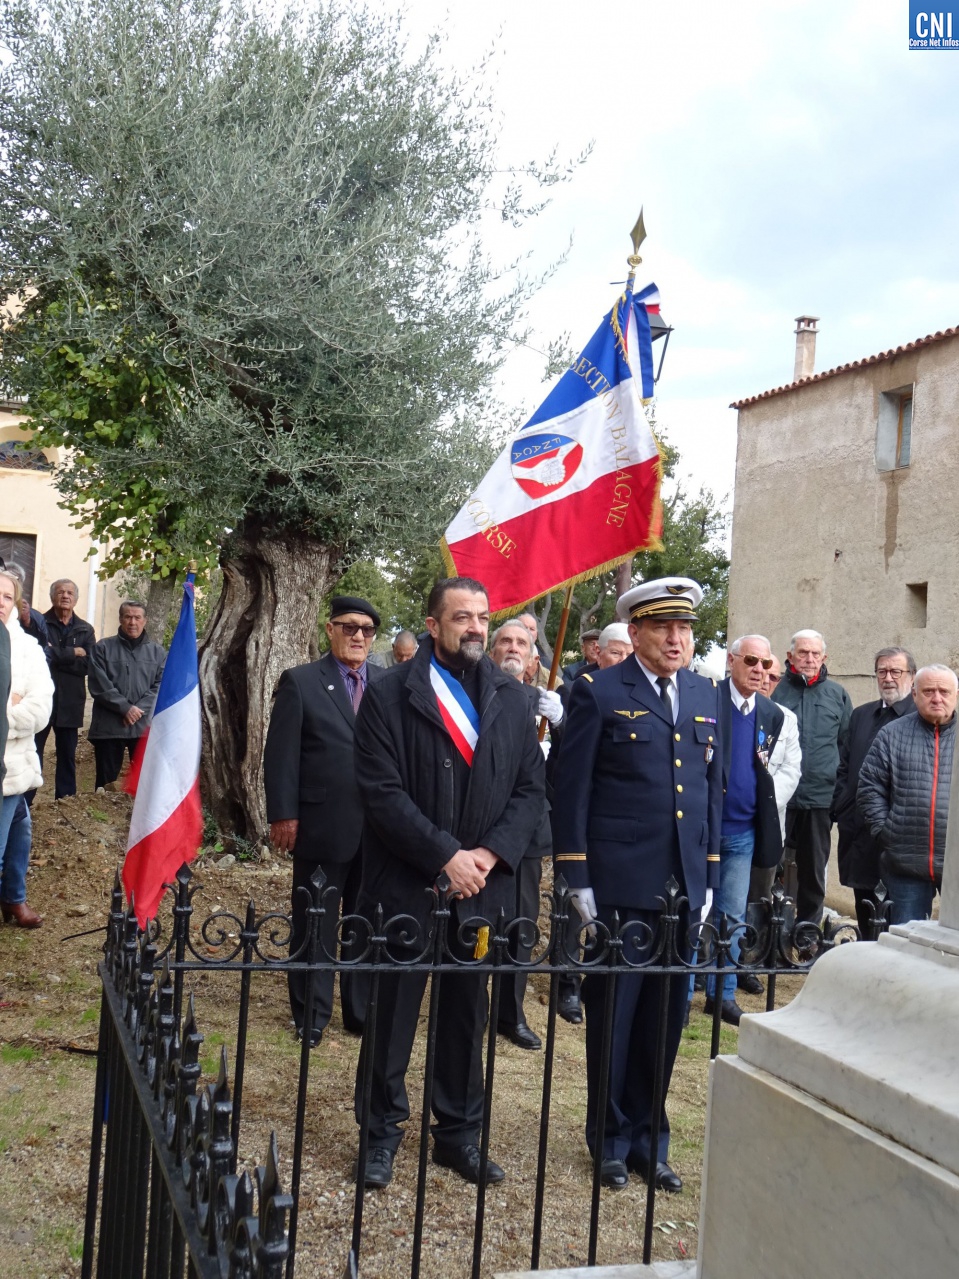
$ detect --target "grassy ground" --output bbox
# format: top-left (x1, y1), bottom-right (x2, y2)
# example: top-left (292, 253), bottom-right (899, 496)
top-left (0, 740), bottom-right (805, 1278)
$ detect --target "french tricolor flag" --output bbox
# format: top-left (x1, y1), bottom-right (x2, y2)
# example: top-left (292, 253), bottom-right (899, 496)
top-left (441, 282), bottom-right (664, 614)
top-left (123, 575), bottom-right (202, 926)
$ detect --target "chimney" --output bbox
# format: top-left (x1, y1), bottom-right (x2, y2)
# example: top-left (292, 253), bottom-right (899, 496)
top-left (793, 315), bottom-right (819, 381)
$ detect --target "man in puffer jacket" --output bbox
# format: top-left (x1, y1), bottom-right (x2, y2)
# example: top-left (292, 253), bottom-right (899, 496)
top-left (772, 629), bottom-right (852, 924)
top-left (857, 665), bottom-right (957, 927)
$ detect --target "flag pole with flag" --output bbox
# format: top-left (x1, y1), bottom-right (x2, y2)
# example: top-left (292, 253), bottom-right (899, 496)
top-left (441, 210), bottom-right (667, 618)
top-left (123, 574), bottom-right (202, 927)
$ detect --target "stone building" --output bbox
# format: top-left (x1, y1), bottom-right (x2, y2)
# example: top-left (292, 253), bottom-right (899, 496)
top-left (0, 396), bottom-right (121, 632)
top-left (728, 317), bottom-right (959, 705)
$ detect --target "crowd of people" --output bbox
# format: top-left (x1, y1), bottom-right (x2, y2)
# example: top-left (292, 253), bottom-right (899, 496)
top-left (263, 573), bottom-right (957, 1198)
top-left (0, 567), bottom-right (166, 929)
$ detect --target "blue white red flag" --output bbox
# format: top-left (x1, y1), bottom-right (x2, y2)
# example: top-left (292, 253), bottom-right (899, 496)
top-left (430, 655), bottom-right (480, 765)
top-left (123, 575), bottom-right (202, 926)
top-left (441, 282), bottom-right (664, 614)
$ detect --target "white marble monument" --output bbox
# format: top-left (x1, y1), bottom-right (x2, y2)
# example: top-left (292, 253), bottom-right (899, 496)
top-left (696, 728), bottom-right (959, 1278)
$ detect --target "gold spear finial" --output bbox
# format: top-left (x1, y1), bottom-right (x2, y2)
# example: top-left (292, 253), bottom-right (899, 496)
top-left (627, 208), bottom-right (647, 280)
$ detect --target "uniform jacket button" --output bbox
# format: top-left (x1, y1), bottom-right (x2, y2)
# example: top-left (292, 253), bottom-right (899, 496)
top-left (443, 759), bottom-right (452, 768)
top-left (676, 810), bottom-right (684, 819)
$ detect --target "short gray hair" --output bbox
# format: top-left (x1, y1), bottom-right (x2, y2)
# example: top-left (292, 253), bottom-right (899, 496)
top-left (874, 646), bottom-right (916, 675)
top-left (490, 620), bottom-right (532, 649)
top-left (598, 623), bottom-right (630, 648)
top-left (915, 664), bottom-right (959, 690)
top-left (790, 628), bottom-right (825, 650)
top-left (119, 600), bottom-right (147, 615)
top-left (49, 578), bottom-right (79, 600)
top-left (729, 634), bottom-right (771, 656)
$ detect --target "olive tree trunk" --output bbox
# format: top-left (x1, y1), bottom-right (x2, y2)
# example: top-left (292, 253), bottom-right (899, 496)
top-left (198, 524), bottom-right (338, 842)
top-left (145, 573), bottom-right (179, 646)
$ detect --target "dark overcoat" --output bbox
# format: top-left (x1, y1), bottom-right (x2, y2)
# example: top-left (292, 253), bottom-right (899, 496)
top-left (551, 660), bottom-right (723, 912)
top-left (263, 650), bottom-right (387, 864)
top-left (832, 695), bottom-right (916, 890)
top-left (43, 609), bottom-right (96, 728)
top-left (353, 640), bottom-right (545, 928)
top-left (719, 678), bottom-right (785, 870)
top-left (88, 632), bottom-right (167, 740)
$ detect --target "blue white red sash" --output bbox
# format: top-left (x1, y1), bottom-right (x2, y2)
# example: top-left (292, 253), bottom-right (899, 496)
top-left (430, 657), bottom-right (480, 766)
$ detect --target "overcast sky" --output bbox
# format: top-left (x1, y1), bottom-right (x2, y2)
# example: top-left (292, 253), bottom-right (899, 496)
top-left (399, 0), bottom-right (959, 505)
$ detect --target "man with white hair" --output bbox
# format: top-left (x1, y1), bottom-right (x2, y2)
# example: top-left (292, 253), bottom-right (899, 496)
top-left (771, 629), bottom-right (852, 926)
top-left (858, 664), bottom-right (957, 926)
top-left (595, 622), bottom-right (631, 669)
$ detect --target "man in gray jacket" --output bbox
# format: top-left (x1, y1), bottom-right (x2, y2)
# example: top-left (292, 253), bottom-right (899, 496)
top-left (772, 629), bottom-right (852, 925)
top-left (857, 665), bottom-right (957, 926)
top-left (87, 602), bottom-right (166, 790)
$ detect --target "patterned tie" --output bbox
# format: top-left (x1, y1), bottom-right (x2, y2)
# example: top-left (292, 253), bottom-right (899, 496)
top-left (656, 676), bottom-right (673, 720)
top-left (347, 670), bottom-right (363, 713)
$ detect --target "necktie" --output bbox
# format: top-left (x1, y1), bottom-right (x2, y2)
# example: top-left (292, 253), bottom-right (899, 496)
top-left (656, 676), bottom-right (673, 720)
top-left (742, 702), bottom-right (750, 716)
top-left (347, 670), bottom-right (363, 713)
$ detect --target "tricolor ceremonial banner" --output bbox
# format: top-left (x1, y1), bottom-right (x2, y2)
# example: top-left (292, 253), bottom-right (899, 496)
top-left (123, 575), bottom-right (203, 926)
top-left (441, 282), bottom-right (664, 614)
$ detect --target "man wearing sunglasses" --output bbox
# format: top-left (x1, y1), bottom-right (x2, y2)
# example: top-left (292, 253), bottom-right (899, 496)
top-left (702, 635), bottom-right (789, 1023)
top-left (264, 594), bottom-right (387, 1047)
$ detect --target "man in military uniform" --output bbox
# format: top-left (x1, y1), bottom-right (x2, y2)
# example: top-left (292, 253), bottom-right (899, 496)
top-left (552, 578), bottom-right (722, 1193)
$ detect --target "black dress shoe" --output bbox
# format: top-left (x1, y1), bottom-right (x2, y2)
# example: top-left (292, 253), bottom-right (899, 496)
top-left (432, 1143), bottom-right (505, 1184)
top-left (557, 992), bottom-right (584, 1024)
top-left (342, 1018), bottom-right (365, 1037)
top-left (295, 1025), bottom-right (323, 1048)
top-left (600, 1159), bottom-right (629, 1190)
top-left (737, 971), bottom-right (764, 996)
top-left (628, 1157), bottom-right (683, 1193)
top-left (356, 1146), bottom-right (394, 1189)
top-left (497, 1020), bottom-right (542, 1050)
top-left (702, 996), bottom-right (744, 1026)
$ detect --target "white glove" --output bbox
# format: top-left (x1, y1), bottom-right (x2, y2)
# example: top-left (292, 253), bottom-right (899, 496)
top-left (703, 888), bottom-right (714, 920)
top-left (570, 886), bottom-right (598, 924)
top-left (537, 689), bottom-right (564, 725)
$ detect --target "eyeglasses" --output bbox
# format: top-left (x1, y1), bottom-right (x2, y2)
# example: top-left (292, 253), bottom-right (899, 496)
top-left (331, 621), bottom-right (377, 638)
top-left (739, 654), bottom-right (774, 669)
top-left (766, 672), bottom-right (781, 684)
top-left (876, 668), bottom-right (907, 679)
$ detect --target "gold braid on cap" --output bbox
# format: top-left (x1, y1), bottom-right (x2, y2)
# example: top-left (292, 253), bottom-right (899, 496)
top-left (629, 598), bottom-right (698, 621)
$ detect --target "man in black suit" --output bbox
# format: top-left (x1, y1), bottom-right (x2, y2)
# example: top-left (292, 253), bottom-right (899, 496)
top-left (702, 634), bottom-right (786, 1023)
top-left (264, 595), bottom-right (386, 1046)
top-left (832, 646), bottom-right (916, 935)
top-left (552, 577), bottom-right (723, 1194)
top-left (352, 577), bottom-right (544, 1189)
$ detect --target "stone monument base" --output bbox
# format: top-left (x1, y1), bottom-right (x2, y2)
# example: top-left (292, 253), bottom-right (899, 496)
top-left (697, 922), bottom-right (959, 1278)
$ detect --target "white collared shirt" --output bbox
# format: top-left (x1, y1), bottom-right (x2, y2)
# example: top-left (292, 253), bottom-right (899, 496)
top-left (729, 682), bottom-right (756, 716)
top-left (635, 655), bottom-right (678, 721)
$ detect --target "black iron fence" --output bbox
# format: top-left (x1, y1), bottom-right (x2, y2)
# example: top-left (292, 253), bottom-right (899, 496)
top-left (82, 867), bottom-right (892, 1278)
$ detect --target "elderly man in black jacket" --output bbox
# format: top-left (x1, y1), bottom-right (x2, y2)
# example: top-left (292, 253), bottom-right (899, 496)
top-left (39, 578), bottom-right (96, 799)
top-left (88, 602), bottom-right (166, 790)
top-left (352, 577), bottom-right (545, 1189)
top-left (264, 595), bottom-right (386, 1046)
top-left (832, 647), bottom-right (916, 935)
top-left (857, 664), bottom-right (957, 926)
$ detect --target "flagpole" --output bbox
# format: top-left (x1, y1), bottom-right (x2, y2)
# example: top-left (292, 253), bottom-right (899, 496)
top-left (536, 209), bottom-right (649, 742)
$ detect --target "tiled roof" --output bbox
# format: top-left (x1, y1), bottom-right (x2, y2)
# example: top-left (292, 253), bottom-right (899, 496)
top-left (730, 324), bottom-right (959, 409)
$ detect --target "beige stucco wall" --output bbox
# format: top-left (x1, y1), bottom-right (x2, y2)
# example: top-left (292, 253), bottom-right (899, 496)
top-left (728, 333), bottom-right (959, 707)
top-left (0, 407), bottom-right (123, 637)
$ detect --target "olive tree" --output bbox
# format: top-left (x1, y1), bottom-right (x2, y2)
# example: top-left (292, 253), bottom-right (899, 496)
top-left (0, 0), bottom-right (571, 835)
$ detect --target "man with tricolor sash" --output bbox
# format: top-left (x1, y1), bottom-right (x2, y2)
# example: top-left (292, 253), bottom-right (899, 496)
top-left (352, 577), bottom-right (545, 1190)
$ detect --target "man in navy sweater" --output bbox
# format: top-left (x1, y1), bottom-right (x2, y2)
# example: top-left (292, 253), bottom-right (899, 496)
top-left (703, 634), bottom-right (787, 1025)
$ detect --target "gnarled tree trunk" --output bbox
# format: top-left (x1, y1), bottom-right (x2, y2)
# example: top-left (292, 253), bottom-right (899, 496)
top-left (198, 522), bottom-right (338, 842)
top-left (145, 573), bottom-right (179, 646)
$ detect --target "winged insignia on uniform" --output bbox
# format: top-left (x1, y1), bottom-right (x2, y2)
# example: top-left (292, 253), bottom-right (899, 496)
top-left (614, 709), bottom-right (650, 718)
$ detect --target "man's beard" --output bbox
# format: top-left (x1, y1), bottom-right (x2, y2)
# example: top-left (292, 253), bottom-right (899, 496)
top-left (439, 633), bottom-right (486, 671)
top-left (498, 655), bottom-right (525, 679)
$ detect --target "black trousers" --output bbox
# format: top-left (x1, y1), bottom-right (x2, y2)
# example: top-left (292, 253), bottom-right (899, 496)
top-left (584, 905), bottom-right (692, 1166)
top-left (288, 854), bottom-right (365, 1035)
top-left (497, 856), bottom-right (543, 1029)
top-left (93, 739), bottom-right (135, 790)
top-left (356, 930), bottom-right (489, 1154)
top-left (785, 807), bottom-right (832, 924)
top-left (35, 725), bottom-right (79, 799)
